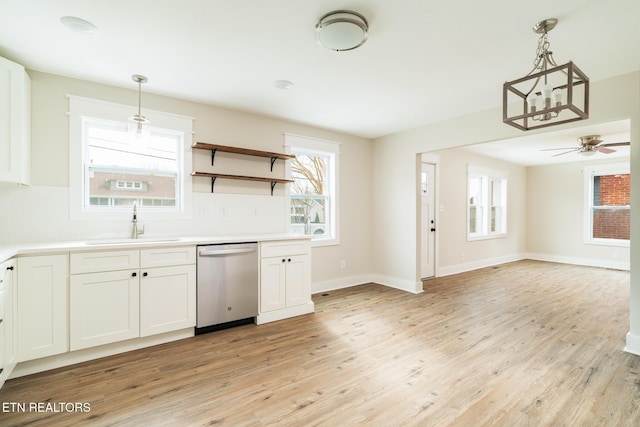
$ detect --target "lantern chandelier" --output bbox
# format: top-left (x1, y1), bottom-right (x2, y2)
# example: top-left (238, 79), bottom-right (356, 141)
top-left (503, 18), bottom-right (589, 131)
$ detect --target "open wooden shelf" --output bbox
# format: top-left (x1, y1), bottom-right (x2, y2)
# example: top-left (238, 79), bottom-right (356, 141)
top-left (191, 172), bottom-right (293, 195)
top-left (191, 142), bottom-right (295, 195)
top-left (192, 142), bottom-right (295, 170)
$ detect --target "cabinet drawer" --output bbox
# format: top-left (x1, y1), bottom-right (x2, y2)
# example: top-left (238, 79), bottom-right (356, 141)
top-left (140, 246), bottom-right (196, 268)
top-left (70, 250), bottom-right (140, 274)
top-left (260, 240), bottom-right (310, 258)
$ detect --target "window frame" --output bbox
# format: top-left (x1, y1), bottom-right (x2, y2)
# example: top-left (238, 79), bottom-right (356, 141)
top-left (467, 165), bottom-right (508, 241)
top-left (583, 162), bottom-right (630, 247)
top-left (284, 133), bottom-right (340, 247)
top-left (69, 95), bottom-right (193, 221)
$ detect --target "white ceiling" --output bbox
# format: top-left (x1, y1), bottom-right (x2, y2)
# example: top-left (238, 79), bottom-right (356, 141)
top-left (0, 0), bottom-right (638, 141)
top-left (460, 119), bottom-right (631, 166)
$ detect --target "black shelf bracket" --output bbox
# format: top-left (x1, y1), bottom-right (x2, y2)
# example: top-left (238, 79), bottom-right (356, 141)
top-left (270, 181), bottom-right (277, 196)
top-left (210, 176), bottom-right (217, 193)
top-left (270, 157), bottom-right (277, 171)
top-left (211, 149), bottom-right (218, 166)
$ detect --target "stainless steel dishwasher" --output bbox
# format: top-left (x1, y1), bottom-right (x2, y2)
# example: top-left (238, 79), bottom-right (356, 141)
top-left (196, 242), bottom-right (258, 334)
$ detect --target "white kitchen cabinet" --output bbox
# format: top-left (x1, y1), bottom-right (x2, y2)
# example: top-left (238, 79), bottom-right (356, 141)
top-left (258, 240), bottom-right (313, 324)
top-left (140, 264), bottom-right (196, 337)
top-left (70, 269), bottom-right (140, 351)
top-left (70, 249), bottom-right (140, 350)
top-left (0, 56), bottom-right (30, 185)
top-left (140, 247), bottom-right (195, 337)
top-left (69, 246), bottom-right (196, 350)
top-left (1, 258), bottom-right (17, 389)
top-left (17, 254), bottom-right (69, 362)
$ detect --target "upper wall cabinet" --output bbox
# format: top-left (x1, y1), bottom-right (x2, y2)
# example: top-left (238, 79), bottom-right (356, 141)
top-left (0, 56), bottom-right (30, 186)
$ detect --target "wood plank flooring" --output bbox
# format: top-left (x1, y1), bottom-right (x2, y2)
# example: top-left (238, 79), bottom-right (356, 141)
top-left (1, 260), bottom-right (638, 426)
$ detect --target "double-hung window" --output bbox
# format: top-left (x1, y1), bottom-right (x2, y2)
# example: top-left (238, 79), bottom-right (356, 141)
top-left (69, 96), bottom-right (192, 220)
top-left (467, 165), bottom-right (507, 240)
top-left (285, 134), bottom-right (340, 246)
top-left (584, 162), bottom-right (630, 246)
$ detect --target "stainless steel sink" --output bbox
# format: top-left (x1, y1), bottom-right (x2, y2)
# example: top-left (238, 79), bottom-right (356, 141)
top-left (85, 237), bottom-right (180, 245)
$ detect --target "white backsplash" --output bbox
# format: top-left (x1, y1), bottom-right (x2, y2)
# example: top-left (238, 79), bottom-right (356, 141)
top-left (0, 185), bottom-right (288, 244)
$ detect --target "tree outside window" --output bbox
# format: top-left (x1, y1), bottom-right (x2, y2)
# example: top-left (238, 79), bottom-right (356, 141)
top-left (290, 152), bottom-right (330, 239)
top-left (285, 134), bottom-right (339, 245)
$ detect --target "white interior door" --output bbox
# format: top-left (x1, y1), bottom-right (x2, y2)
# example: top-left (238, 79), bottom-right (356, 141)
top-left (420, 162), bottom-right (436, 278)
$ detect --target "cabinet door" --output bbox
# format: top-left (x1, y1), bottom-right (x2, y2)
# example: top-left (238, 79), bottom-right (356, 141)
top-left (285, 254), bottom-right (311, 308)
top-left (17, 254), bottom-right (68, 362)
top-left (0, 56), bottom-right (30, 185)
top-left (70, 270), bottom-right (140, 350)
top-left (260, 257), bottom-right (286, 313)
top-left (140, 265), bottom-right (196, 337)
top-left (1, 259), bottom-right (17, 385)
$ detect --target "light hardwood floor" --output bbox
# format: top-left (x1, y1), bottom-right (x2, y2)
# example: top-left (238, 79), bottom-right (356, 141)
top-left (1, 260), bottom-right (638, 426)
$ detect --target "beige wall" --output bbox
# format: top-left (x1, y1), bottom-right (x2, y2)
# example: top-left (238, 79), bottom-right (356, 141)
top-left (0, 70), bottom-right (373, 291)
top-left (527, 159), bottom-right (630, 268)
top-left (371, 71), bottom-right (640, 352)
top-left (433, 148), bottom-right (527, 275)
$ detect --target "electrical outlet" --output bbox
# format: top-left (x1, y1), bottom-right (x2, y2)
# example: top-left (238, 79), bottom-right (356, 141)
top-left (340, 259), bottom-right (346, 269)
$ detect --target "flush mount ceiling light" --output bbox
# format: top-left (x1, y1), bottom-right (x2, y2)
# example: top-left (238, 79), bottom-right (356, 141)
top-left (503, 18), bottom-right (589, 131)
top-left (60, 16), bottom-right (97, 35)
top-left (274, 80), bottom-right (294, 90)
top-left (316, 10), bottom-right (368, 51)
top-left (130, 74), bottom-right (149, 134)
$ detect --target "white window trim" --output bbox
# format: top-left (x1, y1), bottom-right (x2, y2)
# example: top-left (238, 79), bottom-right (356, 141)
top-left (583, 162), bottom-right (630, 247)
top-left (284, 133), bottom-right (340, 247)
top-left (467, 164), bottom-right (508, 241)
top-left (68, 95), bottom-right (193, 221)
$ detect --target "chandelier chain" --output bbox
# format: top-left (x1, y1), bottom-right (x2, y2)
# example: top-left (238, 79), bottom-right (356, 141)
top-left (533, 32), bottom-right (551, 70)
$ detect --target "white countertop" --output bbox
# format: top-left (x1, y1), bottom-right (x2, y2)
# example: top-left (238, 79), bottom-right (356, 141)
top-left (0, 233), bottom-right (311, 262)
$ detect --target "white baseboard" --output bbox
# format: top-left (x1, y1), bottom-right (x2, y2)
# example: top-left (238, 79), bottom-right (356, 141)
top-left (625, 332), bottom-right (640, 356)
top-left (437, 253), bottom-right (526, 277)
top-left (312, 274), bottom-right (422, 295)
top-left (369, 274), bottom-right (423, 294)
top-left (525, 253), bottom-right (630, 271)
top-left (311, 274), bottom-right (374, 294)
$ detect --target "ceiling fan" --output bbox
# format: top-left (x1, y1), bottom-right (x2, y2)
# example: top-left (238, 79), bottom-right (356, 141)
top-left (541, 135), bottom-right (630, 157)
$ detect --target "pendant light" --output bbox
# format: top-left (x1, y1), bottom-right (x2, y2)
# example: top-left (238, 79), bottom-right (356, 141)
top-left (503, 18), bottom-right (589, 131)
top-left (130, 74), bottom-right (149, 136)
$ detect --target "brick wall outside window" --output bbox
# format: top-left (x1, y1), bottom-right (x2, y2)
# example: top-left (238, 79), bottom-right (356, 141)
top-left (593, 174), bottom-right (630, 240)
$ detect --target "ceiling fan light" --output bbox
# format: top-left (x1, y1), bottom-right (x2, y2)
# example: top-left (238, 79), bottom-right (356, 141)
top-left (580, 149), bottom-right (597, 156)
top-left (316, 10), bottom-right (368, 51)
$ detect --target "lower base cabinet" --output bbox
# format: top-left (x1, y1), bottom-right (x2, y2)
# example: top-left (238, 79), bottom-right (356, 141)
top-left (70, 247), bottom-right (196, 351)
top-left (258, 239), bottom-right (313, 324)
top-left (17, 254), bottom-right (69, 362)
top-left (70, 270), bottom-right (140, 351)
top-left (140, 265), bottom-right (195, 337)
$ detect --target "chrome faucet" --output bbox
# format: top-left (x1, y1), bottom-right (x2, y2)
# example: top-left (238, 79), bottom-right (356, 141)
top-left (131, 202), bottom-right (145, 239)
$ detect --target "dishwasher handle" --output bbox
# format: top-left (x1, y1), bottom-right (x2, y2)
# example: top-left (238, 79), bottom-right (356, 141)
top-left (199, 247), bottom-right (257, 257)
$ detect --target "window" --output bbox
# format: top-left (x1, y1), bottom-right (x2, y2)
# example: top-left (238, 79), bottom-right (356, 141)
top-left (83, 117), bottom-right (180, 209)
top-left (69, 96), bottom-right (193, 221)
top-left (467, 165), bottom-right (507, 240)
top-left (285, 134), bottom-right (340, 246)
top-left (584, 163), bottom-right (630, 246)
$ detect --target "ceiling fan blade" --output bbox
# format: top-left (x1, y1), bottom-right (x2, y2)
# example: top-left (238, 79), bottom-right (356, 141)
top-left (597, 147), bottom-right (616, 154)
top-left (552, 148), bottom-right (581, 157)
top-left (600, 141), bottom-right (630, 147)
top-left (540, 147), bottom-right (578, 151)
